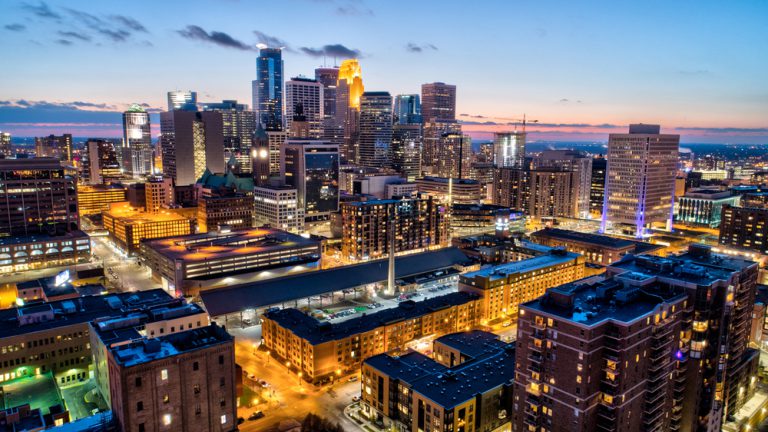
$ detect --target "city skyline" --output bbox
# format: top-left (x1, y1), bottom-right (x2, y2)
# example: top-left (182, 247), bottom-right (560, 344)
top-left (0, 0), bottom-right (766, 143)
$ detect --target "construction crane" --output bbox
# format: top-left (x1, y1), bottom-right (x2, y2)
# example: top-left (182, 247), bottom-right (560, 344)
top-left (506, 114), bottom-right (539, 132)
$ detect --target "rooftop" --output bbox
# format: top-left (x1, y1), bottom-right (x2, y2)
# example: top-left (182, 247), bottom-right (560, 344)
top-left (141, 227), bottom-right (320, 263)
top-left (200, 247), bottom-right (474, 316)
top-left (434, 330), bottom-right (508, 360)
top-left (531, 228), bottom-right (635, 249)
top-left (105, 204), bottom-right (192, 224)
top-left (108, 323), bottom-right (231, 367)
top-left (0, 229), bottom-right (89, 247)
top-left (417, 177), bottom-right (479, 185)
top-left (264, 292), bottom-right (479, 345)
top-left (461, 249), bottom-right (580, 282)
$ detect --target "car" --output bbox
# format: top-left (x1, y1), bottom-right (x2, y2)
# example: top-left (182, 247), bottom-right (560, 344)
top-left (502, 321), bottom-right (512, 327)
top-left (348, 376), bottom-right (358, 382)
top-left (352, 395), bottom-right (361, 402)
top-left (237, 417), bottom-right (245, 425)
top-left (248, 411), bottom-right (265, 421)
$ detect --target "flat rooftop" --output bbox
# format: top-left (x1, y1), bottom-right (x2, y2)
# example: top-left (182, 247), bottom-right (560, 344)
top-left (265, 292), bottom-right (479, 345)
top-left (141, 227), bottom-right (320, 263)
top-left (109, 323), bottom-right (231, 367)
top-left (93, 300), bottom-right (207, 347)
top-left (0, 229), bottom-right (89, 247)
top-left (105, 206), bottom-right (191, 224)
top-left (461, 249), bottom-right (580, 282)
top-left (435, 330), bottom-right (508, 360)
top-left (418, 177), bottom-right (479, 185)
top-left (532, 228), bottom-right (635, 249)
top-left (0, 289), bottom-right (173, 339)
top-left (200, 247), bottom-right (474, 316)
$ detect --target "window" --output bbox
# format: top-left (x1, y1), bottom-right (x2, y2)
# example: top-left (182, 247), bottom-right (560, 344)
top-left (161, 369), bottom-right (168, 380)
top-left (194, 384), bottom-right (200, 394)
top-left (221, 414), bottom-right (227, 425)
top-left (138, 424), bottom-right (145, 432)
top-left (220, 399), bottom-right (226, 407)
top-left (135, 377), bottom-right (142, 387)
top-left (219, 355), bottom-right (224, 365)
top-left (136, 401), bottom-right (143, 412)
top-left (220, 377), bottom-right (225, 387)
top-left (193, 362), bottom-right (199, 371)
top-left (163, 414), bottom-right (172, 426)
top-left (195, 404), bottom-right (201, 415)
top-left (163, 394), bottom-right (170, 403)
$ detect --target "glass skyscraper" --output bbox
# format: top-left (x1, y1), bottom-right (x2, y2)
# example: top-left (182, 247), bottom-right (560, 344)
top-left (122, 104), bottom-right (153, 176)
top-left (393, 94), bottom-right (422, 125)
top-left (358, 91), bottom-right (393, 167)
top-left (252, 48), bottom-right (284, 131)
top-left (284, 140), bottom-right (340, 221)
top-left (167, 90), bottom-right (198, 111)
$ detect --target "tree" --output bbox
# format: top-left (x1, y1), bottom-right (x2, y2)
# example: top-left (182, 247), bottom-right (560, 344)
top-left (301, 413), bottom-right (344, 432)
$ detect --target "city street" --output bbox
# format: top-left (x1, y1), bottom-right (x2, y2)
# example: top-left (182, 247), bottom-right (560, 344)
top-left (89, 236), bottom-right (156, 292)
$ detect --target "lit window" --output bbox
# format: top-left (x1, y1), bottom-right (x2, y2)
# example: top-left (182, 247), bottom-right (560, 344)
top-left (163, 414), bottom-right (172, 426)
top-left (161, 369), bottom-right (168, 380)
top-left (221, 414), bottom-right (227, 424)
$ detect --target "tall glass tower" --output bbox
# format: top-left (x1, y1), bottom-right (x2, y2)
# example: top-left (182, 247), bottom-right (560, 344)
top-left (122, 104), bottom-right (153, 176)
top-left (252, 48), bottom-right (284, 131)
top-left (393, 94), bottom-right (422, 125)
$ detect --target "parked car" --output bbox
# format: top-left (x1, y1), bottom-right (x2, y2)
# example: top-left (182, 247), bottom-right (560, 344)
top-left (348, 376), bottom-right (358, 382)
top-left (248, 411), bottom-right (265, 421)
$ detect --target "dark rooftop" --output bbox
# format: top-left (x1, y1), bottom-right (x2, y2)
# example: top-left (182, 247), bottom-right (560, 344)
top-left (264, 292), bottom-right (479, 345)
top-left (531, 228), bottom-right (635, 249)
top-left (0, 229), bottom-right (89, 247)
top-left (434, 330), bottom-right (508, 360)
top-left (109, 323), bottom-right (232, 367)
top-left (200, 247), bottom-right (474, 316)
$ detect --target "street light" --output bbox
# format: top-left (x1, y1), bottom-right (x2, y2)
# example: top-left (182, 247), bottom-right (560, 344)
top-left (266, 351), bottom-right (271, 365)
top-left (298, 372), bottom-right (303, 387)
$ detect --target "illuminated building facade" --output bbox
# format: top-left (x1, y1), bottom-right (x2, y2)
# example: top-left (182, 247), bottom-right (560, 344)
top-left (391, 124), bottom-right (422, 181)
top-left (315, 67), bottom-right (339, 143)
top-left (34, 134), bottom-right (72, 162)
top-left (449, 203), bottom-right (520, 237)
top-left (76, 184), bottom-right (127, 216)
top-left (422, 120), bottom-right (461, 174)
top-left (265, 130), bottom-right (288, 177)
top-left (167, 90), bottom-right (197, 111)
top-left (676, 187), bottom-right (740, 228)
top-left (336, 59), bottom-right (364, 162)
top-left (358, 92), bottom-right (393, 167)
top-left (261, 292), bottom-right (482, 383)
top-left (393, 94), bottom-right (422, 125)
top-left (602, 124), bottom-right (679, 237)
top-left (341, 195), bottom-right (448, 262)
top-left (415, 176), bottom-right (483, 204)
top-left (284, 139), bottom-right (339, 221)
top-left (145, 176), bottom-right (175, 213)
top-left (590, 156), bottom-right (607, 217)
top-left (102, 203), bottom-right (196, 255)
top-left (253, 47), bottom-right (284, 131)
top-left (285, 77), bottom-right (324, 139)
top-left (493, 131), bottom-right (526, 169)
top-left (719, 205), bottom-right (768, 254)
top-left (197, 193), bottom-right (254, 233)
top-left (122, 104), bottom-right (153, 176)
top-left (436, 131), bottom-right (471, 179)
top-left (253, 185), bottom-right (304, 233)
top-left (201, 100), bottom-right (256, 173)
top-left (530, 228), bottom-right (637, 265)
top-left (421, 82), bottom-right (456, 123)
top-left (0, 132), bottom-right (11, 157)
top-left (532, 150), bottom-right (593, 219)
top-left (160, 110), bottom-right (225, 186)
top-left (459, 249), bottom-right (585, 320)
top-left (84, 139), bottom-right (122, 184)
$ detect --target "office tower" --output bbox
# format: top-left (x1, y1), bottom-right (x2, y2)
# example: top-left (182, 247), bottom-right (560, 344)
top-left (393, 94), bottom-right (422, 124)
top-left (358, 92), bottom-right (393, 167)
top-left (590, 155), bottom-right (607, 217)
top-left (0, 132), bottom-right (11, 157)
top-left (288, 103), bottom-right (311, 139)
top-left (253, 185), bottom-right (304, 233)
top-left (0, 158), bottom-right (78, 236)
top-left (436, 131), bottom-right (472, 179)
top-left (315, 67), bottom-right (340, 142)
top-left (284, 140), bottom-right (339, 221)
top-left (84, 138), bottom-right (122, 184)
top-left (341, 195), bottom-right (448, 262)
top-left (34, 134), bottom-right (72, 162)
top-left (251, 125), bottom-right (271, 186)
top-left (602, 124), bottom-right (679, 237)
top-left (416, 176), bottom-right (483, 204)
top-left (252, 47), bottom-right (284, 131)
top-left (285, 77), bottom-right (324, 138)
top-left (198, 193), bottom-right (254, 232)
top-left (515, 245), bottom-right (758, 432)
top-left (422, 120), bottom-right (461, 173)
top-left (159, 110), bottom-right (225, 186)
top-left (145, 175), bottom-right (175, 213)
top-left (532, 150), bottom-right (593, 218)
top-left (167, 90), bottom-right (198, 111)
top-left (719, 205), bottom-right (768, 254)
top-left (201, 100), bottom-right (256, 173)
top-left (493, 167), bottom-right (528, 210)
top-left (494, 131), bottom-right (526, 168)
top-left (336, 59), bottom-right (364, 161)
top-left (421, 82), bottom-right (456, 123)
top-left (391, 124), bottom-right (422, 181)
top-left (121, 104), bottom-right (153, 176)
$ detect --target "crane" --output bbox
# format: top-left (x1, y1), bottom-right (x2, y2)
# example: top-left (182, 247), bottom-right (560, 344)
top-left (507, 114), bottom-right (538, 132)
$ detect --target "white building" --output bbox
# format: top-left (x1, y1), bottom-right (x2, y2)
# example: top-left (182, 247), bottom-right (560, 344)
top-left (253, 185), bottom-right (305, 233)
top-left (285, 77), bottom-right (324, 139)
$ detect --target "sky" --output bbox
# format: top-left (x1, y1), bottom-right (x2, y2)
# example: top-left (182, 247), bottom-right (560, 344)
top-left (0, 0), bottom-right (767, 143)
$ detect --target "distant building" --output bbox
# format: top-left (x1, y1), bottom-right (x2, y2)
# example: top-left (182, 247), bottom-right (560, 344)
top-left (676, 187), bottom-right (740, 228)
top-left (436, 131), bottom-right (471, 179)
top-left (200, 100), bottom-right (256, 173)
top-left (253, 185), bottom-right (304, 233)
top-left (77, 184), bottom-right (127, 216)
top-left (336, 59), bottom-right (364, 162)
top-left (590, 156), bottom-right (607, 217)
top-left (391, 123), bottom-right (422, 181)
top-left (0, 131), bottom-right (11, 157)
top-left (34, 134), bottom-right (72, 162)
top-left (530, 228), bottom-right (639, 265)
top-left (450, 203), bottom-right (522, 237)
top-left (361, 331), bottom-right (515, 432)
top-left (421, 82), bottom-right (456, 123)
top-left (285, 77), bottom-right (324, 138)
top-left (145, 176), bottom-right (175, 213)
top-left (416, 176), bottom-right (483, 204)
top-left (393, 94), bottom-right (422, 125)
top-left (719, 205), bottom-right (768, 254)
top-left (422, 120), bottom-right (460, 174)
top-left (102, 202), bottom-right (196, 255)
top-left (122, 104), bottom-right (153, 176)
top-left (159, 110), bottom-right (225, 186)
top-left (284, 139), bottom-right (340, 222)
top-left (602, 124), bottom-right (679, 237)
top-left (84, 139), bottom-right (122, 184)
top-left (494, 131), bottom-right (525, 169)
top-left (315, 67), bottom-right (339, 143)
top-left (351, 174), bottom-right (406, 199)
top-left (167, 90), bottom-right (197, 111)
top-left (532, 150), bottom-right (592, 218)
top-left (252, 47), bottom-right (284, 131)
top-left (358, 92), bottom-right (393, 167)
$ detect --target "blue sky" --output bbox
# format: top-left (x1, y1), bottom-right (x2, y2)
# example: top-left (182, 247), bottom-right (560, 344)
top-left (1, 0), bottom-right (766, 142)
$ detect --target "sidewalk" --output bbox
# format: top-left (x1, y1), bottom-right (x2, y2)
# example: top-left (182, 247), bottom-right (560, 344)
top-left (344, 403), bottom-right (389, 432)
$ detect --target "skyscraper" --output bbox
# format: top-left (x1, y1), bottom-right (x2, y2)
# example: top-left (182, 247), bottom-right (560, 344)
top-left (336, 59), bottom-right (364, 162)
top-left (253, 47), bottom-right (284, 131)
top-left (391, 124), bottom-right (422, 181)
top-left (0, 132), bottom-right (11, 157)
top-left (251, 125), bottom-right (271, 187)
top-left (285, 77), bottom-right (324, 138)
top-left (159, 110), bottom-right (225, 186)
top-left (358, 91), bottom-right (393, 167)
top-left (421, 82), bottom-right (456, 123)
top-left (393, 94), bottom-right (422, 125)
top-left (436, 130), bottom-right (472, 179)
top-left (284, 140), bottom-right (339, 222)
top-left (602, 124), bottom-right (679, 237)
top-left (200, 100), bottom-right (256, 172)
top-left (167, 90), bottom-right (197, 111)
top-left (315, 67), bottom-right (339, 142)
top-left (84, 139), bottom-right (122, 184)
top-left (423, 120), bottom-right (461, 173)
top-left (493, 131), bottom-right (526, 168)
top-left (532, 150), bottom-right (593, 218)
top-left (34, 134), bottom-right (72, 162)
top-left (590, 155), bottom-right (607, 217)
top-left (121, 104), bottom-right (153, 176)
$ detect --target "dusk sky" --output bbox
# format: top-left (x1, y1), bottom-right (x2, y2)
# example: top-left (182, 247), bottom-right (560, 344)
top-left (1, 0), bottom-right (766, 143)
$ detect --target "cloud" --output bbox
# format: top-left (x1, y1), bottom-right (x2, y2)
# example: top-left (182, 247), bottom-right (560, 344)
top-left (253, 30), bottom-right (289, 48)
top-left (63, 7), bottom-right (105, 27)
top-left (300, 44), bottom-right (361, 59)
top-left (335, 4), bottom-right (374, 16)
top-left (97, 28), bottom-right (130, 42)
top-left (177, 25), bottom-right (255, 51)
top-left (4, 23), bottom-right (26, 31)
top-left (559, 98), bottom-right (569, 103)
top-left (110, 15), bottom-right (148, 32)
top-left (0, 100), bottom-right (114, 111)
top-left (21, 1), bottom-right (61, 19)
top-left (55, 39), bottom-right (73, 46)
top-left (58, 30), bottom-right (91, 42)
top-left (405, 42), bottom-right (438, 53)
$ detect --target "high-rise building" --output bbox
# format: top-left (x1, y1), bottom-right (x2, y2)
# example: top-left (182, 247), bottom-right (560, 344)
top-left (253, 185), bottom-right (304, 233)
top-left (84, 138), bottom-right (122, 184)
top-left (285, 77), bottom-right (324, 139)
top-left (393, 94), bottom-right (422, 125)
top-left (336, 59), bottom-right (364, 162)
top-left (145, 175), bottom-right (175, 213)
top-left (532, 150), bottom-right (593, 218)
top-left (493, 131), bottom-right (526, 169)
top-left (493, 165), bottom-right (582, 219)
top-left (436, 131), bottom-right (472, 179)
top-left (200, 100), bottom-right (256, 173)
top-left (515, 245), bottom-right (759, 432)
top-left (602, 124), bottom-right (679, 237)
top-left (493, 167), bottom-right (529, 210)
top-left (159, 110), bottom-right (225, 186)
top-left (315, 67), bottom-right (339, 142)
top-left (167, 90), bottom-right (198, 111)
top-left (590, 155), bottom-right (607, 217)
top-left (198, 193), bottom-right (254, 233)
top-left (266, 130), bottom-right (288, 178)
top-left (391, 124), bottom-right (422, 181)
top-left (253, 47), bottom-right (284, 131)
top-left (121, 104), bottom-right (153, 176)
top-left (358, 92), bottom-right (393, 167)
top-left (719, 205), bottom-right (768, 254)
top-left (341, 195), bottom-right (448, 262)
top-left (251, 125), bottom-right (271, 186)
top-left (423, 120), bottom-right (461, 173)
top-left (284, 140), bottom-right (340, 221)
top-left (34, 134), bottom-right (72, 162)
top-left (0, 158), bottom-right (78, 236)
top-left (0, 132), bottom-right (11, 157)
top-left (421, 82), bottom-right (456, 123)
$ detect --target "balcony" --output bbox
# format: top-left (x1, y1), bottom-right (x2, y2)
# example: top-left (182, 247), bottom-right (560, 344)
top-left (528, 353), bottom-right (543, 364)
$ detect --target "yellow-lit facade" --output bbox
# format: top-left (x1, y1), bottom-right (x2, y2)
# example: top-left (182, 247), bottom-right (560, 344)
top-left (338, 59), bottom-right (364, 109)
top-left (103, 203), bottom-right (195, 254)
top-left (76, 185), bottom-right (127, 216)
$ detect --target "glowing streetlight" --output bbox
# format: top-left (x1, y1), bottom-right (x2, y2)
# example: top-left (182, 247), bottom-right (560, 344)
top-left (298, 371), bottom-right (303, 387)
